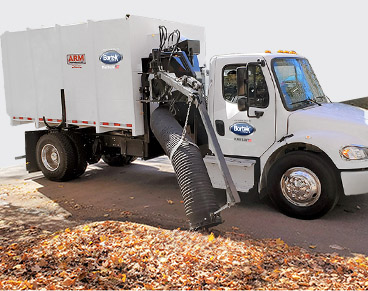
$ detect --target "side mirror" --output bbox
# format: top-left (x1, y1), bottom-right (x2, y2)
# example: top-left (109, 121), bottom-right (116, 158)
top-left (236, 66), bottom-right (247, 96)
top-left (237, 97), bottom-right (249, 112)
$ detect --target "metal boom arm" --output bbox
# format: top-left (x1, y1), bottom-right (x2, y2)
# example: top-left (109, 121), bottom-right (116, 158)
top-left (155, 71), bottom-right (241, 213)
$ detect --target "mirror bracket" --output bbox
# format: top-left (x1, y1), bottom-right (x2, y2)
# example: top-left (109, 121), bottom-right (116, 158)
top-left (237, 97), bottom-right (248, 112)
top-left (257, 59), bottom-right (266, 67)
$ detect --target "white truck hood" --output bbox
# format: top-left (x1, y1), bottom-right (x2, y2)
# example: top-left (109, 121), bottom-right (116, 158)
top-left (288, 103), bottom-right (368, 140)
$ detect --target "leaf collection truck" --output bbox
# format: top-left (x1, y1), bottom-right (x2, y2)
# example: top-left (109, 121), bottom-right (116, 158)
top-left (2, 15), bottom-right (368, 229)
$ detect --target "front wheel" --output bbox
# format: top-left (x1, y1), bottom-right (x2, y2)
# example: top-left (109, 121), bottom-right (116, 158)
top-left (267, 151), bottom-right (340, 219)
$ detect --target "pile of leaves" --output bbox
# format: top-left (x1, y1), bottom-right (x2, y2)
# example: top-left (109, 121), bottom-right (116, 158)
top-left (0, 221), bottom-right (368, 290)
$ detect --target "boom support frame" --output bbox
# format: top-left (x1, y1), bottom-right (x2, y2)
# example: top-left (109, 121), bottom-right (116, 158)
top-left (153, 71), bottom-right (241, 213)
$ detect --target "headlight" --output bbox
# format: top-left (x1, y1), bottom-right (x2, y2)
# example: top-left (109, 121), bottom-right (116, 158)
top-left (340, 145), bottom-right (368, 160)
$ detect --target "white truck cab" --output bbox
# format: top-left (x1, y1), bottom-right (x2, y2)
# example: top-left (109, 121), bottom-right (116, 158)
top-left (205, 52), bottom-right (368, 218)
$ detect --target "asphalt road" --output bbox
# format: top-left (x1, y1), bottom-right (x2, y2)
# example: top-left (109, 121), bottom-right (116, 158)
top-left (33, 156), bottom-right (368, 256)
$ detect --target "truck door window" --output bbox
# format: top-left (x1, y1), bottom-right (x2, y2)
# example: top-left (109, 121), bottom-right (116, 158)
top-left (223, 64), bottom-right (241, 103)
top-left (223, 64), bottom-right (269, 108)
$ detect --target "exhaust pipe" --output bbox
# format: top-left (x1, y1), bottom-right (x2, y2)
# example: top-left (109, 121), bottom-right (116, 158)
top-left (151, 106), bottom-right (222, 230)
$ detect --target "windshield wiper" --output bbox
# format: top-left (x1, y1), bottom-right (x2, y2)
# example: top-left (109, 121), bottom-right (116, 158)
top-left (315, 95), bottom-right (330, 103)
top-left (290, 98), bottom-right (321, 107)
top-left (309, 98), bottom-right (322, 106)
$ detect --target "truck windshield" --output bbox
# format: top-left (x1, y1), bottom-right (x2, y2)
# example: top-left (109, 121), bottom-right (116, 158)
top-left (272, 58), bottom-right (328, 110)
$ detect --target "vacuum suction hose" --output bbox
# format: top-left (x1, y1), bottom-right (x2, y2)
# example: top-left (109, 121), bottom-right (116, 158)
top-left (151, 106), bottom-right (222, 230)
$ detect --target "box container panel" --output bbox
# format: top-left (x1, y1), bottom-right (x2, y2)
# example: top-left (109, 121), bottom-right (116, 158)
top-left (1, 15), bottom-right (205, 135)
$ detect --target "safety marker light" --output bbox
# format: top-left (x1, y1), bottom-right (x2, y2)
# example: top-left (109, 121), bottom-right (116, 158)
top-left (265, 50), bottom-right (271, 53)
top-left (276, 50), bottom-right (298, 54)
top-left (341, 148), bottom-right (350, 159)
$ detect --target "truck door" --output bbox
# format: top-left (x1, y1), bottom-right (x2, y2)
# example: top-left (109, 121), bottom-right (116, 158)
top-left (212, 56), bottom-right (276, 157)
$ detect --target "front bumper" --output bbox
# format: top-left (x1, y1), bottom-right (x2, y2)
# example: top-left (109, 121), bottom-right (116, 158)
top-left (341, 169), bottom-right (368, 196)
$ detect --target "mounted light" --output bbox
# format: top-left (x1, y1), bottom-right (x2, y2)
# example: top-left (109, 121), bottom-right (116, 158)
top-left (277, 50), bottom-right (297, 54)
top-left (340, 145), bottom-right (368, 160)
top-left (265, 50), bottom-right (271, 53)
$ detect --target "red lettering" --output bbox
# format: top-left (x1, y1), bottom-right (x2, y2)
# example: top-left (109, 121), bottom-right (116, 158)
top-left (68, 54), bottom-right (85, 65)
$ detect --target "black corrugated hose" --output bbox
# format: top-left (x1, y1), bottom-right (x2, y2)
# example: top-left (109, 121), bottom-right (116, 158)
top-left (151, 106), bottom-right (222, 230)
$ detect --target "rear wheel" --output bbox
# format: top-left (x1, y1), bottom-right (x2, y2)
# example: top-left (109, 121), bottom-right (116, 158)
top-left (267, 151), bottom-right (340, 219)
top-left (102, 153), bottom-right (136, 167)
top-left (36, 132), bottom-right (77, 181)
top-left (66, 132), bottom-right (87, 178)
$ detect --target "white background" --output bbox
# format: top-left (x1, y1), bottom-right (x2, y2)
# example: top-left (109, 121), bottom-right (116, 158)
top-left (0, 0), bottom-right (367, 168)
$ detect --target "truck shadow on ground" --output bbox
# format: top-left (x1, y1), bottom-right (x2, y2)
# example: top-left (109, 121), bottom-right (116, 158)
top-left (33, 159), bottom-right (269, 229)
top-left (32, 159), bottom-right (368, 228)
top-left (32, 158), bottom-right (368, 255)
top-left (33, 160), bottom-right (189, 230)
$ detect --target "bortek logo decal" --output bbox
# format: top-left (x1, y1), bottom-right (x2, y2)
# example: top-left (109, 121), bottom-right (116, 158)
top-left (99, 50), bottom-right (122, 65)
top-left (67, 54), bottom-right (86, 65)
top-left (230, 123), bottom-right (255, 136)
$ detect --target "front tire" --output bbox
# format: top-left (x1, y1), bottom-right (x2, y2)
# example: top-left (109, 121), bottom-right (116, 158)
top-left (36, 132), bottom-right (77, 181)
top-left (267, 151), bottom-right (340, 219)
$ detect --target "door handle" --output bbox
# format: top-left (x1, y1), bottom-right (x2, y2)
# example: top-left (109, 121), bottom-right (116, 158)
top-left (215, 120), bottom-right (225, 136)
top-left (248, 109), bottom-right (264, 119)
top-left (254, 111), bottom-right (264, 118)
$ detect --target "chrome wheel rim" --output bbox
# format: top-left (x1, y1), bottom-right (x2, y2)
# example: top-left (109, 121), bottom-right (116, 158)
top-left (41, 144), bottom-right (60, 171)
top-left (280, 167), bottom-right (321, 207)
